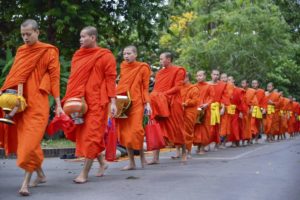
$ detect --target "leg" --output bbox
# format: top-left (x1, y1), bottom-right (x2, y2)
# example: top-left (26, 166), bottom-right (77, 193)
top-left (30, 167), bottom-right (46, 187)
top-left (181, 145), bottom-right (187, 162)
top-left (148, 150), bottom-right (160, 165)
top-left (171, 146), bottom-right (181, 159)
top-left (95, 154), bottom-right (108, 177)
top-left (140, 148), bottom-right (147, 168)
top-left (122, 148), bottom-right (136, 170)
top-left (197, 144), bottom-right (205, 155)
top-left (19, 171), bottom-right (32, 196)
top-left (73, 158), bottom-right (93, 183)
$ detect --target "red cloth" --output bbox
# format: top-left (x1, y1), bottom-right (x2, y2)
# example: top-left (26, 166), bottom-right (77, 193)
top-left (145, 119), bottom-right (166, 151)
top-left (105, 118), bottom-right (117, 161)
top-left (46, 114), bottom-right (75, 137)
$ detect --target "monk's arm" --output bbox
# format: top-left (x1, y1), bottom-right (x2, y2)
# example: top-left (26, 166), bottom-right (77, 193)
top-left (48, 49), bottom-right (60, 98)
top-left (163, 68), bottom-right (185, 95)
top-left (103, 53), bottom-right (117, 100)
top-left (185, 87), bottom-right (200, 107)
top-left (142, 66), bottom-right (151, 103)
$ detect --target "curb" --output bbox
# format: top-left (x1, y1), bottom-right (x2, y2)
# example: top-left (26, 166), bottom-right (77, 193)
top-left (0, 148), bottom-right (75, 159)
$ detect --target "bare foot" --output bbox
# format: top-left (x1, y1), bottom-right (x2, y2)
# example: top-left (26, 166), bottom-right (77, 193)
top-left (187, 154), bottom-right (192, 159)
top-left (181, 154), bottom-right (187, 162)
top-left (95, 164), bottom-right (108, 177)
top-left (147, 160), bottom-right (160, 165)
top-left (19, 186), bottom-right (30, 196)
top-left (30, 176), bottom-right (46, 187)
top-left (141, 159), bottom-right (148, 168)
top-left (121, 165), bottom-right (136, 171)
top-left (197, 150), bottom-right (205, 155)
top-left (73, 175), bottom-right (87, 184)
top-left (171, 155), bottom-right (180, 160)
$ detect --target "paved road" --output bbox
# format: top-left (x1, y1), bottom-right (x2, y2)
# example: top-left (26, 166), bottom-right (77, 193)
top-left (1, 137), bottom-right (300, 200)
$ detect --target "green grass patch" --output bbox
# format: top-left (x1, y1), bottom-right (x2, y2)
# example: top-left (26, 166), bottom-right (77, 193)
top-left (41, 139), bottom-right (75, 148)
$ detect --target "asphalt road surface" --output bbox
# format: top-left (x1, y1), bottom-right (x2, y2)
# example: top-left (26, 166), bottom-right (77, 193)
top-left (1, 136), bottom-right (300, 200)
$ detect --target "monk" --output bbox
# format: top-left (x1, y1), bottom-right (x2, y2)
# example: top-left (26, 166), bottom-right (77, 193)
top-left (177, 72), bottom-right (200, 158)
top-left (193, 70), bottom-right (214, 154)
top-left (264, 83), bottom-right (281, 142)
top-left (116, 45), bottom-right (151, 170)
top-left (227, 76), bottom-right (245, 147)
top-left (207, 70), bottom-right (230, 151)
top-left (288, 97), bottom-right (298, 138)
top-left (149, 52), bottom-right (186, 163)
top-left (62, 26), bottom-right (117, 183)
top-left (251, 80), bottom-right (266, 143)
top-left (240, 80), bottom-right (258, 146)
top-left (219, 73), bottom-right (234, 148)
top-left (0, 19), bottom-right (63, 196)
top-left (279, 96), bottom-right (290, 140)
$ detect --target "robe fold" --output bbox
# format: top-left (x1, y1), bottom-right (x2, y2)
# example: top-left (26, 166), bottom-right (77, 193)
top-left (181, 83), bottom-right (200, 151)
top-left (228, 87), bottom-right (245, 142)
top-left (0, 41), bottom-right (60, 172)
top-left (62, 47), bottom-right (116, 159)
top-left (116, 61), bottom-right (150, 150)
top-left (193, 82), bottom-right (214, 146)
top-left (264, 91), bottom-right (281, 135)
top-left (220, 82), bottom-right (234, 137)
top-left (150, 66), bottom-right (186, 146)
top-left (209, 81), bottom-right (229, 144)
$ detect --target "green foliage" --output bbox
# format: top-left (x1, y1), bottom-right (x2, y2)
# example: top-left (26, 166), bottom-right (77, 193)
top-left (160, 0), bottom-right (300, 99)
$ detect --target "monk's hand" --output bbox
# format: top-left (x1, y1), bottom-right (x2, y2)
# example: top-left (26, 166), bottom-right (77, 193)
top-left (144, 102), bottom-right (152, 116)
top-left (220, 106), bottom-right (225, 116)
top-left (202, 103), bottom-right (208, 109)
top-left (0, 90), bottom-right (2, 95)
top-left (56, 106), bottom-right (64, 117)
top-left (239, 112), bottom-right (243, 119)
top-left (110, 98), bottom-right (117, 117)
top-left (262, 108), bottom-right (266, 115)
top-left (268, 100), bottom-right (274, 105)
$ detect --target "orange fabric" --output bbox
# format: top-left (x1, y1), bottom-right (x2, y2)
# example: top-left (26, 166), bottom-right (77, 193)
top-left (150, 66), bottom-right (186, 145)
top-left (209, 81), bottom-right (229, 144)
top-left (241, 88), bottom-right (258, 140)
top-left (116, 61), bottom-right (150, 150)
top-left (264, 91), bottom-right (281, 135)
top-left (279, 97), bottom-right (290, 134)
top-left (220, 82), bottom-right (234, 137)
top-left (253, 88), bottom-right (266, 137)
top-left (181, 83), bottom-right (200, 151)
top-left (0, 42), bottom-right (60, 172)
top-left (228, 87), bottom-right (245, 142)
top-left (63, 47), bottom-right (116, 159)
top-left (193, 82), bottom-right (214, 146)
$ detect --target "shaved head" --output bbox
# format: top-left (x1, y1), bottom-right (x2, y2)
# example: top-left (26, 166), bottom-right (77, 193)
top-left (124, 45), bottom-right (137, 54)
top-left (21, 19), bottom-right (39, 31)
top-left (220, 73), bottom-right (228, 82)
top-left (81, 26), bottom-right (98, 39)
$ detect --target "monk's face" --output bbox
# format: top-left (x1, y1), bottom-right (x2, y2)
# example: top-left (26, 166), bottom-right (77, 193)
top-left (80, 30), bottom-right (96, 48)
top-left (220, 74), bottom-right (227, 82)
top-left (211, 70), bottom-right (220, 82)
top-left (252, 80), bottom-right (259, 89)
top-left (159, 54), bottom-right (171, 67)
top-left (21, 25), bottom-right (39, 45)
top-left (228, 76), bottom-right (235, 84)
top-left (241, 80), bottom-right (248, 89)
top-left (123, 48), bottom-right (137, 63)
top-left (267, 83), bottom-right (274, 92)
top-left (196, 71), bottom-right (206, 83)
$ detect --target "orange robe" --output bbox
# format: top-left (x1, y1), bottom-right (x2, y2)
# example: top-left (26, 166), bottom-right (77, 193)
top-left (209, 81), bottom-right (230, 144)
top-left (241, 88), bottom-right (258, 140)
top-left (290, 101), bottom-right (298, 133)
top-left (279, 97), bottom-right (289, 134)
top-left (150, 66), bottom-right (186, 145)
top-left (193, 82), bottom-right (214, 146)
top-left (228, 87), bottom-right (245, 142)
top-left (272, 96), bottom-right (283, 135)
top-left (264, 91), bottom-right (281, 135)
top-left (116, 61), bottom-right (150, 150)
top-left (220, 82), bottom-right (234, 137)
top-left (254, 88), bottom-right (266, 134)
top-left (0, 42), bottom-right (60, 172)
top-left (181, 83), bottom-right (200, 151)
top-left (62, 47), bottom-right (116, 159)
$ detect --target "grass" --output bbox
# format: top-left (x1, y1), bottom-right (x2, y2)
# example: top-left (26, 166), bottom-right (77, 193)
top-left (41, 139), bottom-right (75, 148)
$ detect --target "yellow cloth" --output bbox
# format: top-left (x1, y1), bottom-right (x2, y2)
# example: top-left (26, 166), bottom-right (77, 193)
top-left (298, 115), bottom-right (300, 121)
top-left (267, 105), bottom-right (275, 115)
top-left (0, 94), bottom-right (27, 112)
top-left (279, 110), bottom-right (285, 117)
top-left (210, 102), bottom-right (220, 125)
top-left (227, 104), bottom-right (236, 115)
top-left (252, 106), bottom-right (262, 119)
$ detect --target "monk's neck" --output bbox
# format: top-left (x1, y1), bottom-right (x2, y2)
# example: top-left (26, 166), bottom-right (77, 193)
top-left (164, 63), bottom-right (173, 68)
